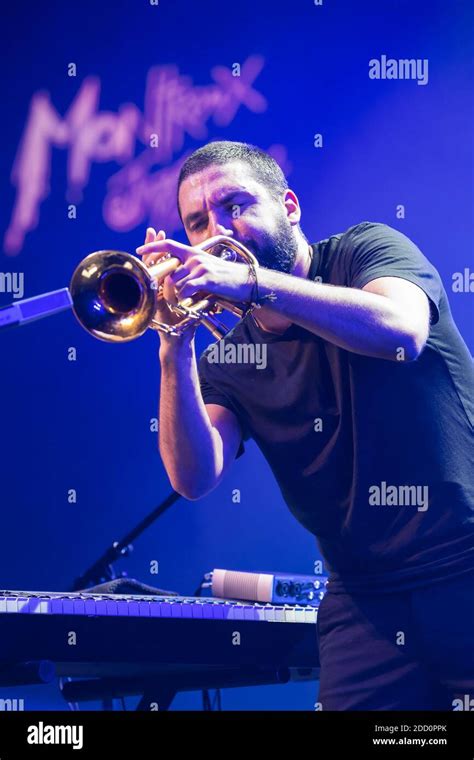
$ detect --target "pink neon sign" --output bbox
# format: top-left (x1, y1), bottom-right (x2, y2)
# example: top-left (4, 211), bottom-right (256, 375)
top-left (4, 55), bottom-right (289, 256)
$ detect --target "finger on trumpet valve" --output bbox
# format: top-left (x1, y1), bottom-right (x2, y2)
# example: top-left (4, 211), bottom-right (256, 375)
top-left (146, 255), bottom-right (182, 281)
top-left (179, 296), bottom-right (213, 313)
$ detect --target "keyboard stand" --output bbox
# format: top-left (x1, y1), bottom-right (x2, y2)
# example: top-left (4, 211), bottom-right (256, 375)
top-left (59, 666), bottom-right (319, 710)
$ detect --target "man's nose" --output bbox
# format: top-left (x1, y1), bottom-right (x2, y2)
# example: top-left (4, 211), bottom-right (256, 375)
top-left (207, 215), bottom-right (233, 238)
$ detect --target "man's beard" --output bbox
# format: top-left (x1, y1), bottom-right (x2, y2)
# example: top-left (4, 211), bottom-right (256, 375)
top-left (239, 214), bottom-right (299, 274)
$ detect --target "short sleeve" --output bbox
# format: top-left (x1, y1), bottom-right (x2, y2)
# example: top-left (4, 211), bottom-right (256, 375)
top-left (198, 350), bottom-right (249, 459)
top-left (345, 222), bottom-right (441, 324)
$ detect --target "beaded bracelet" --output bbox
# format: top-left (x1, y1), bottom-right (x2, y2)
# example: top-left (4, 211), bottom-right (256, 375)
top-left (242, 258), bottom-right (277, 318)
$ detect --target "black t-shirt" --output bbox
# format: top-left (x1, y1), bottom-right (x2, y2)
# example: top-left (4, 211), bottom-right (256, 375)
top-left (198, 222), bottom-right (474, 593)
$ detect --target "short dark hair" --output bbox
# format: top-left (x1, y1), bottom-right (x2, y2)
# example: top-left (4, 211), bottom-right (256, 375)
top-left (177, 140), bottom-right (288, 221)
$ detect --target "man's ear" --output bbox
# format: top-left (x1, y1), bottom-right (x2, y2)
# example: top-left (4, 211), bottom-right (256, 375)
top-left (283, 189), bottom-right (301, 225)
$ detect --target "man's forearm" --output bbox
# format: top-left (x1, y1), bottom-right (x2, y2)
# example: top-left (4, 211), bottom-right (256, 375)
top-left (158, 339), bottom-right (220, 499)
top-left (254, 269), bottom-right (422, 361)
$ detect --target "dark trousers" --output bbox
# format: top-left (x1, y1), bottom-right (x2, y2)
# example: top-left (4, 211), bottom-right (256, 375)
top-left (316, 571), bottom-right (474, 710)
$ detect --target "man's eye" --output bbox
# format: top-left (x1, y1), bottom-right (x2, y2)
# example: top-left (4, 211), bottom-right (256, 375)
top-left (224, 202), bottom-right (246, 217)
top-left (191, 220), bottom-right (206, 232)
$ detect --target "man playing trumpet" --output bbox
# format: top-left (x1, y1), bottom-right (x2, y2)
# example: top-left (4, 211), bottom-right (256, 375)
top-left (136, 140), bottom-right (474, 711)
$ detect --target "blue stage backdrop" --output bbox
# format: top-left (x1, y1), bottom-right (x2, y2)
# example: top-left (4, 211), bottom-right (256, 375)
top-left (0, 0), bottom-right (472, 710)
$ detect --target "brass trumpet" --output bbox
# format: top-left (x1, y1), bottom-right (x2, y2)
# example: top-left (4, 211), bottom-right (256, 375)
top-left (69, 236), bottom-right (259, 342)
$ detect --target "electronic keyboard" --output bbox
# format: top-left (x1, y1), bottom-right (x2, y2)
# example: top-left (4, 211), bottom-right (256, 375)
top-left (0, 590), bottom-right (321, 703)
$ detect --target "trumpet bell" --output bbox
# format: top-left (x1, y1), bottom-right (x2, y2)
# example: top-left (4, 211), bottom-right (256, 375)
top-left (70, 250), bottom-right (158, 342)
